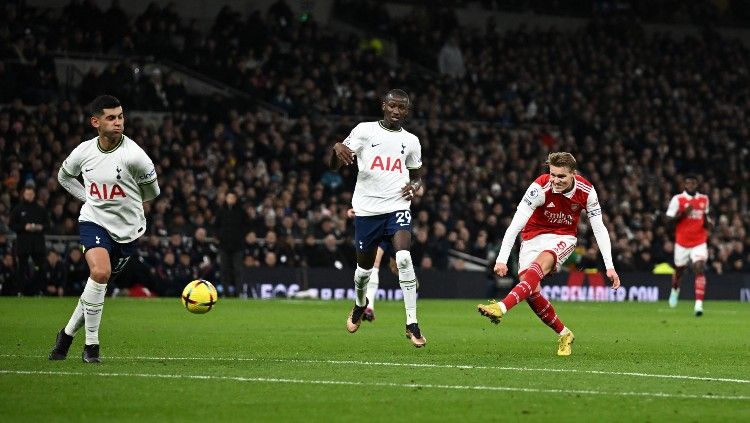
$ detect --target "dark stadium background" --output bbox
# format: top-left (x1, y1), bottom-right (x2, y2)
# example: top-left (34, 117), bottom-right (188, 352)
top-left (1, 0), bottom-right (748, 301)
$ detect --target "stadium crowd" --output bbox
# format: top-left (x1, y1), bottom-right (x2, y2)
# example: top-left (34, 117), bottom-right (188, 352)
top-left (1, 1), bottom-right (749, 297)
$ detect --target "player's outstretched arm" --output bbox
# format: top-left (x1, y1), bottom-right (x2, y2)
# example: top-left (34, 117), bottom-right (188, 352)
top-left (587, 190), bottom-right (619, 289)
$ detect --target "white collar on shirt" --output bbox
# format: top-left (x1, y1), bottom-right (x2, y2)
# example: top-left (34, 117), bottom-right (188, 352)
top-left (552, 178), bottom-right (577, 198)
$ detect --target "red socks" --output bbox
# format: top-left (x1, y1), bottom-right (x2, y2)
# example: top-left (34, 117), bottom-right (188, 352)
top-left (501, 262), bottom-right (545, 311)
top-left (695, 274), bottom-right (706, 301)
top-left (527, 292), bottom-right (565, 333)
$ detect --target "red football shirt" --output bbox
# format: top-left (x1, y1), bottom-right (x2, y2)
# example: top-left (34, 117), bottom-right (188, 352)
top-left (521, 175), bottom-right (594, 241)
top-left (666, 192), bottom-right (709, 247)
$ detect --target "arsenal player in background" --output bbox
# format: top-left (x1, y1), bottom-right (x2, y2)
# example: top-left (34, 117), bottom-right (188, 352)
top-left (665, 175), bottom-right (712, 316)
top-left (477, 152), bottom-right (620, 356)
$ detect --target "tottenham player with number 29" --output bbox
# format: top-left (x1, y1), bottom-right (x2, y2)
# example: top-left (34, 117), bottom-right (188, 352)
top-left (49, 95), bottom-right (160, 363)
top-left (329, 89), bottom-right (427, 347)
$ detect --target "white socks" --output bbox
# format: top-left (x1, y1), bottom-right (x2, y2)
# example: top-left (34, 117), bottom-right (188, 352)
top-left (559, 326), bottom-right (571, 336)
top-left (80, 278), bottom-right (107, 345)
top-left (353, 266), bottom-right (372, 307)
top-left (63, 300), bottom-right (84, 337)
top-left (400, 280), bottom-right (418, 324)
top-left (395, 250), bottom-right (416, 281)
top-left (396, 250), bottom-right (418, 325)
top-left (366, 268), bottom-right (380, 310)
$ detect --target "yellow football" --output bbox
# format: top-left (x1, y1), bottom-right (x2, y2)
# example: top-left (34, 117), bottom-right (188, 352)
top-left (180, 280), bottom-right (218, 314)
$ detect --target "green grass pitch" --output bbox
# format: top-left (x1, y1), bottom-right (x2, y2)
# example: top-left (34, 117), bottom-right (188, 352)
top-left (0, 297), bottom-right (748, 422)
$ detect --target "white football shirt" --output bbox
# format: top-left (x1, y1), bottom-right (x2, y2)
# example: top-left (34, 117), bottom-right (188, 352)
top-left (343, 121), bottom-right (422, 216)
top-left (61, 135), bottom-right (157, 243)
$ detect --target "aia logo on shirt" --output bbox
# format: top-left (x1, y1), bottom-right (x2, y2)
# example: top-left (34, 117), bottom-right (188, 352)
top-left (370, 156), bottom-right (403, 172)
top-left (89, 182), bottom-right (126, 200)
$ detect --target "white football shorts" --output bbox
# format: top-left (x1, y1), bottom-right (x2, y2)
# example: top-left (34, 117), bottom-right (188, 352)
top-left (674, 242), bottom-right (708, 267)
top-left (518, 233), bottom-right (578, 275)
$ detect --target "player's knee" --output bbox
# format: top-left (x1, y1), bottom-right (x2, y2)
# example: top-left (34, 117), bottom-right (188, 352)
top-left (90, 266), bottom-right (111, 283)
top-left (395, 250), bottom-right (413, 270)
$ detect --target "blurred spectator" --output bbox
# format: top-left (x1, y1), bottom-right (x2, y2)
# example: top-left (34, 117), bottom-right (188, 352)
top-left (8, 184), bottom-right (50, 295)
top-left (155, 250), bottom-right (180, 296)
top-left (310, 234), bottom-right (351, 269)
top-left (0, 253), bottom-right (16, 295)
top-left (215, 192), bottom-right (249, 296)
top-left (43, 250), bottom-right (65, 296)
top-left (437, 35), bottom-right (466, 78)
top-left (65, 247), bottom-right (89, 296)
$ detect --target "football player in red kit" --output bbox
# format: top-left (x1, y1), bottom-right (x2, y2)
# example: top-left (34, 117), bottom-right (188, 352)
top-left (478, 152), bottom-right (620, 356)
top-left (665, 175), bottom-right (711, 316)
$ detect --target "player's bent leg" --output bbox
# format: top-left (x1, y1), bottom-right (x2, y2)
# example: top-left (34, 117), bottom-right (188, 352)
top-left (80, 247), bottom-right (111, 363)
top-left (669, 266), bottom-right (686, 308)
top-left (364, 267), bottom-right (379, 322)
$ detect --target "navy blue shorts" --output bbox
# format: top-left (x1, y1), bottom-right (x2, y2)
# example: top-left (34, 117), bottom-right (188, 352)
top-left (79, 221), bottom-right (137, 276)
top-left (378, 240), bottom-right (396, 259)
top-left (354, 210), bottom-right (411, 253)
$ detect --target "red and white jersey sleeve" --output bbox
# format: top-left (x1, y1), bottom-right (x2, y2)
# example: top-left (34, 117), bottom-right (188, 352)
top-left (586, 188), bottom-right (615, 269)
top-left (495, 180), bottom-right (543, 264)
top-left (666, 192), bottom-right (709, 247)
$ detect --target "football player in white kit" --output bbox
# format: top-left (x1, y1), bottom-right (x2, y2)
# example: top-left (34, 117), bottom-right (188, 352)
top-left (329, 89), bottom-right (427, 347)
top-left (49, 95), bottom-right (160, 363)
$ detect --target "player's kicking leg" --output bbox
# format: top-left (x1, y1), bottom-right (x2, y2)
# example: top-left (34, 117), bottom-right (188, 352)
top-left (478, 253), bottom-right (553, 324)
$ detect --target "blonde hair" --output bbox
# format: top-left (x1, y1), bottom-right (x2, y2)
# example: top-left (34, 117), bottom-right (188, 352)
top-left (546, 152), bottom-right (577, 171)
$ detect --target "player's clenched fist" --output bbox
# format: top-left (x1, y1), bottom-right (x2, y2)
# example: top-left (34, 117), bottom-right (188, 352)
top-left (494, 262), bottom-right (508, 277)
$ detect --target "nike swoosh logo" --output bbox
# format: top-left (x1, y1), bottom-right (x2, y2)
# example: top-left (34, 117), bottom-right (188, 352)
top-left (371, 143), bottom-right (380, 147)
top-left (84, 168), bottom-right (93, 172)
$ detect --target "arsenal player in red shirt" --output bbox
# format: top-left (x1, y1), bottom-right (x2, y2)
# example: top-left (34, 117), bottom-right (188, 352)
top-left (665, 175), bottom-right (712, 316)
top-left (478, 152), bottom-right (620, 356)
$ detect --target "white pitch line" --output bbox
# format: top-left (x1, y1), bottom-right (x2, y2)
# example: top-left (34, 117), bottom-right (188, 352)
top-left (2, 354), bottom-right (748, 384)
top-left (0, 369), bottom-right (747, 401)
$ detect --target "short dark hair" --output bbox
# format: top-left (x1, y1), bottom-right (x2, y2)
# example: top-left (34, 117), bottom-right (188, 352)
top-left (383, 89), bottom-right (410, 106)
top-left (684, 174), bottom-right (698, 181)
top-left (88, 95), bottom-right (122, 117)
